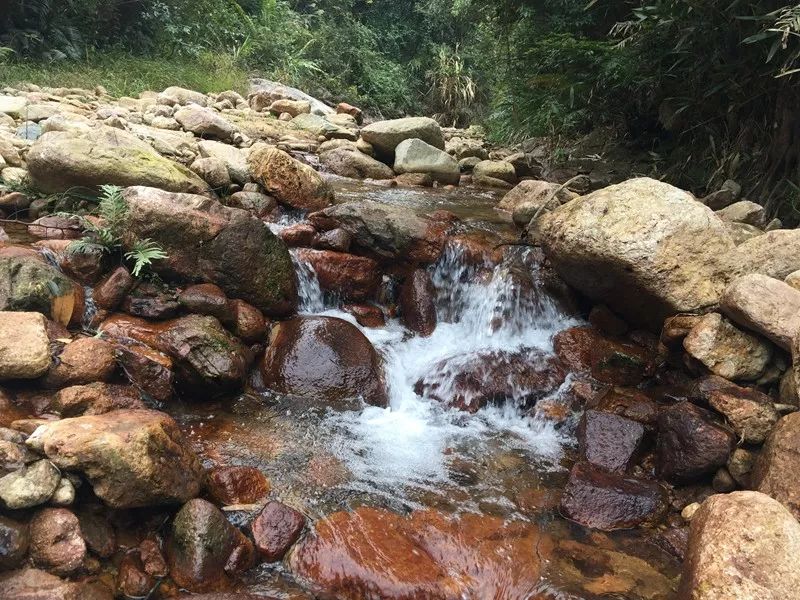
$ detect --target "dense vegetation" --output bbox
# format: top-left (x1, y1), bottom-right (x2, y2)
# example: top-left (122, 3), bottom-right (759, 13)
top-left (2, 1), bottom-right (800, 213)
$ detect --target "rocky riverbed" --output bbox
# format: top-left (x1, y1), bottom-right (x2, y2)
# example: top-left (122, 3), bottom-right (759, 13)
top-left (0, 80), bottom-right (799, 599)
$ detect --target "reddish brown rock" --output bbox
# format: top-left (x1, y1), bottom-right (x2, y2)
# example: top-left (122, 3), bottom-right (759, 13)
top-left (560, 462), bottom-right (668, 531)
top-left (92, 267), bottom-right (135, 310)
top-left (295, 249), bottom-right (380, 302)
top-left (588, 387), bottom-right (659, 429)
top-left (178, 283), bottom-right (235, 326)
top-left (29, 508), bottom-right (86, 576)
top-left (289, 506), bottom-right (552, 599)
top-left (588, 305), bottom-right (628, 337)
top-left (342, 304), bottom-right (385, 328)
top-left (43, 337), bottom-right (117, 388)
top-left (752, 412), bottom-right (800, 519)
top-left (0, 515), bottom-right (29, 569)
top-left (660, 314), bottom-right (702, 348)
top-left (116, 552), bottom-right (153, 598)
top-left (578, 410), bottom-right (645, 473)
top-left (230, 300), bottom-right (268, 344)
top-left (206, 466), bottom-right (270, 506)
top-left (51, 383), bottom-right (144, 417)
top-left (0, 567), bottom-right (112, 600)
top-left (122, 282), bottom-right (181, 320)
top-left (139, 538), bottom-right (168, 578)
top-left (251, 501), bottom-right (305, 562)
top-left (261, 316), bottom-right (387, 407)
top-left (75, 507), bottom-right (116, 558)
top-left (114, 340), bottom-right (174, 402)
top-left (706, 383), bottom-right (779, 444)
top-left (279, 223), bottom-right (316, 248)
top-left (656, 402), bottom-right (736, 484)
top-left (336, 102), bottom-right (363, 123)
top-left (312, 228), bottom-right (351, 252)
top-left (399, 269), bottom-right (436, 337)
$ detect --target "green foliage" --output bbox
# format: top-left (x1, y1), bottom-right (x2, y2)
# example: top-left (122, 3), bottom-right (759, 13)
top-left (125, 239), bottom-right (169, 278)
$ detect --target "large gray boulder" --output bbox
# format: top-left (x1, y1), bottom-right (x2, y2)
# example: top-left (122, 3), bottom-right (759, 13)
top-left (26, 127), bottom-right (209, 194)
top-left (320, 147), bottom-right (394, 180)
top-left (122, 186), bottom-right (297, 316)
top-left (361, 117), bottom-right (444, 157)
top-left (393, 138), bottom-right (460, 185)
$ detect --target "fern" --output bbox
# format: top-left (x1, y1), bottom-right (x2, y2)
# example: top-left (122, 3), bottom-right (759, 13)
top-left (125, 239), bottom-right (168, 278)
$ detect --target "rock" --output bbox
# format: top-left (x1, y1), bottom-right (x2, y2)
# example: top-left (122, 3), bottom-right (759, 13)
top-left (178, 283), bottom-right (234, 325)
top-left (312, 228), bottom-right (351, 252)
top-left (29, 508), bottom-right (86, 576)
top-left (0, 95), bottom-right (28, 118)
top-left (336, 102), bottom-right (363, 123)
top-left (398, 269), bottom-right (437, 336)
top-left (712, 468), bottom-right (736, 492)
top-left (752, 412), bottom-right (800, 518)
top-left (680, 491), bottom-right (800, 599)
top-left (0, 567), bottom-right (113, 600)
top-left (656, 402), bottom-right (736, 484)
top-left (229, 300), bottom-right (267, 344)
top-left (361, 117), bottom-right (444, 157)
top-left (716, 200), bottom-right (766, 228)
top-left (114, 341), bottom-right (174, 402)
top-left (535, 178), bottom-right (735, 327)
top-left (393, 138), bottom-right (460, 185)
top-left (279, 224), bottom-right (316, 248)
top-left (728, 447), bottom-right (756, 487)
top-left (295, 249), bottom-right (380, 302)
top-left (49, 477), bottom-right (75, 506)
top-left (43, 338), bottom-right (116, 388)
top-left (578, 410), bottom-right (645, 473)
top-left (122, 186), bottom-right (297, 316)
top-left (190, 157), bottom-right (231, 190)
top-left (27, 409), bottom-right (204, 509)
top-left (706, 383), bottom-right (779, 444)
top-left (167, 498), bottom-right (254, 592)
top-left (251, 501), bottom-right (305, 562)
top-left (726, 229), bottom-right (800, 281)
top-left (75, 507), bottom-right (116, 559)
top-left (506, 182), bottom-right (576, 227)
top-left (51, 382), bottom-right (143, 417)
top-left (290, 506), bottom-right (550, 599)
top-left (395, 172), bottom-right (433, 187)
top-left (121, 282), bottom-right (181, 321)
top-left (268, 99), bottom-right (310, 117)
top-left (342, 304), bottom-right (385, 328)
top-left (139, 538), bottom-right (167, 577)
top-left (0, 460), bottom-right (60, 510)
top-left (28, 215), bottom-right (83, 240)
top-left (261, 316), bottom-right (387, 407)
top-left (92, 267), bottom-right (135, 310)
top-left (248, 145), bottom-right (333, 212)
top-left (310, 201), bottom-right (446, 263)
top-left (472, 160), bottom-right (517, 186)
top-left (781, 368), bottom-right (800, 406)
top-left (588, 387), bottom-right (659, 429)
top-left (559, 462), bottom-right (667, 531)
top-left (587, 305), bottom-right (628, 337)
top-left (0, 256), bottom-right (82, 326)
top-left (116, 552), bottom-right (153, 598)
top-left (0, 312), bottom-right (51, 380)
top-left (205, 466), bottom-right (270, 506)
top-left (0, 515), bottom-right (29, 569)
top-left (160, 86), bottom-right (208, 106)
top-left (174, 106), bottom-right (237, 141)
top-left (197, 140), bottom-right (249, 185)
top-left (721, 273), bottom-right (800, 351)
top-left (320, 147), bottom-right (394, 180)
top-left (446, 136), bottom-right (488, 160)
top-left (26, 127), bottom-right (209, 194)
top-left (683, 313), bottom-right (772, 381)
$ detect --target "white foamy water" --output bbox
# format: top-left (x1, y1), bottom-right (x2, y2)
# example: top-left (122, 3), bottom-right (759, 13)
top-left (294, 242), bottom-right (580, 504)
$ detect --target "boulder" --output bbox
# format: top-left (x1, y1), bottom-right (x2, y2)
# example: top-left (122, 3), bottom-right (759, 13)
top-left (260, 316), bottom-right (387, 407)
top-left (0, 515), bottom-right (29, 569)
top-left (472, 160), bottom-right (517, 186)
top-left (230, 300), bottom-right (268, 343)
top-left (248, 145), bottom-right (334, 212)
top-left (251, 501), bottom-right (305, 562)
top-left (190, 157), bottom-right (231, 190)
top-left (534, 178), bottom-right (735, 327)
top-left (294, 249), bottom-right (380, 302)
top-left (725, 229), bottom-right (800, 281)
top-left (26, 127), bottom-right (209, 194)
top-left (715, 200), bottom-right (766, 228)
top-left (43, 337), bottom-right (116, 388)
top-left (51, 383), bottom-right (145, 417)
top-left (114, 340), bottom-right (174, 402)
top-left (249, 79), bottom-right (334, 116)
top-left (752, 412), bottom-right (800, 518)
top-left (205, 466), bottom-right (270, 506)
top-left (27, 409), bottom-right (204, 509)
top-left (92, 266), bottom-right (135, 310)
top-left (320, 147), bottom-right (394, 180)
top-left (312, 228), bottom-right (351, 252)
top-left (0, 460), bottom-right (61, 510)
top-left (683, 313), bottom-right (772, 381)
top-left (0, 95), bottom-right (28, 118)
top-left (267, 99), bottom-right (311, 117)
top-left (721, 273), bottom-right (800, 351)
top-left (122, 186), bottom-right (297, 316)
top-left (197, 140), bottom-right (249, 184)
top-left (174, 106), bottom-right (237, 141)
top-left (393, 138), bottom-right (460, 185)
top-left (0, 255), bottom-right (82, 325)
top-left (160, 86), bottom-right (208, 106)
top-left (178, 283), bottom-right (234, 326)
top-left (0, 312), bottom-right (51, 380)
top-left (498, 180), bottom-right (578, 222)
top-left (361, 117), bottom-right (444, 157)
top-left (656, 402), bottom-right (736, 484)
top-left (560, 462), bottom-right (667, 530)
top-left (29, 508), bottom-right (86, 576)
top-left (578, 410), bottom-right (645, 473)
top-left (0, 567), bottom-right (112, 600)
top-left (680, 491), bottom-right (800, 599)
top-left (398, 269), bottom-right (437, 337)
top-left (706, 383), bottom-right (779, 444)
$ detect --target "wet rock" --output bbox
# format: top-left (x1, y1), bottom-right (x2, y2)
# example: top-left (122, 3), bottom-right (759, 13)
top-left (721, 273), bottom-right (800, 351)
top-left (320, 147), bottom-right (394, 180)
top-left (92, 266), bottom-right (134, 311)
top-left (711, 467), bottom-right (736, 492)
top-left (534, 178), bottom-right (735, 327)
top-left (752, 412), bottom-right (800, 518)
top-left (399, 269), bottom-right (437, 336)
top-left (116, 552), bottom-right (153, 598)
top-left (26, 127), bottom-right (209, 194)
top-left (28, 409), bottom-right (204, 509)
top-left (166, 498), bottom-right (254, 592)
top-left (178, 283), bottom-right (234, 326)
top-left (656, 402), bottom-right (736, 484)
top-left (174, 106), bottom-right (237, 141)
top-left (311, 228), bottom-right (351, 253)
top-left (396, 172), bottom-right (433, 187)
top-left (51, 383), bottom-right (144, 417)
top-left (122, 282), bottom-right (181, 320)
top-left (295, 249), bottom-right (380, 302)
top-left (578, 410), bottom-right (645, 473)
top-left (43, 337), bottom-right (116, 388)
top-left (251, 501), bottom-right (305, 562)
top-left (0, 567), bottom-right (112, 600)
top-left (559, 461), bottom-right (667, 530)
top-left (706, 383), bottom-right (779, 444)
top-left (393, 138), bottom-right (460, 185)
top-left (414, 349), bottom-right (565, 413)
top-left (728, 447), bottom-right (756, 487)
top-left (206, 466), bottom-right (270, 506)
top-left (0, 460), bottom-right (61, 509)
top-left (114, 340), bottom-right (174, 402)
top-left (139, 538), bottom-right (168, 577)
top-left (290, 506), bottom-right (550, 600)
top-left (683, 312), bottom-right (772, 381)
top-left (342, 304), bottom-right (385, 328)
top-left (361, 117), bottom-right (444, 158)
top-left (680, 491), bottom-right (800, 599)
top-left (29, 508), bottom-right (86, 576)
top-left (230, 300), bottom-right (268, 344)
top-left (279, 223), bottom-right (316, 248)
top-left (310, 201), bottom-right (447, 263)
top-left (0, 255), bottom-right (82, 326)
top-left (248, 145), bottom-right (333, 212)
top-left (261, 316), bottom-right (387, 407)
top-left (28, 215), bottom-right (83, 240)
top-left (122, 186), bottom-right (297, 317)
top-left (75, 507), bottom-right (116, 558)
top-left (0, 312), bottom-right (51, 380)
top-left (588, 305), bottom-right (628, 337)
top-left (0, 515), bottom-right (29, 569)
